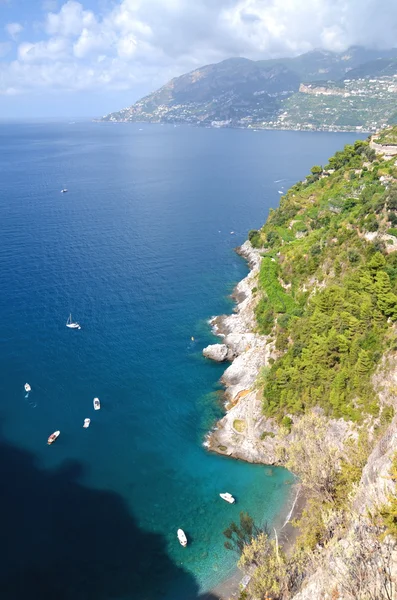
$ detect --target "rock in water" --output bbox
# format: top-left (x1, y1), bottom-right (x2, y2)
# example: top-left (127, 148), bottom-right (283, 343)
top-left (203, 344), bottom-right (229, 362)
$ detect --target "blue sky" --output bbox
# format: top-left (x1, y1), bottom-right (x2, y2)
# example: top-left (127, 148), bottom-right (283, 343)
top-left (0, 0), bottom-right (396, 119)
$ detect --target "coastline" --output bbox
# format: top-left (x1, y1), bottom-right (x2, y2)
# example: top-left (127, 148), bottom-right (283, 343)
top-left (208, 483), bottom-right (305, 600)
top-left (203, 240), bottom-right (304, 599)
top-left (204, 240), bottom-right (280, 465)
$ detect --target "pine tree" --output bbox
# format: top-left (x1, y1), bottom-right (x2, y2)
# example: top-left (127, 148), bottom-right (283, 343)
top-left (356, 350), bottom-right (372, 376)
top-left (368, 251), bottom-right (386, 273)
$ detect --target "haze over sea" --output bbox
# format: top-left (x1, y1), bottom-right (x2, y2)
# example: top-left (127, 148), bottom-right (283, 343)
top-left (0, 123), bottom-right (363, 599)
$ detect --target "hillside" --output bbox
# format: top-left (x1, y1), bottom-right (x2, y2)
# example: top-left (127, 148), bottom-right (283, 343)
top-left (206, 127), bottom-right (397, 599)
top-left (101, 47), bottom-right (397, 132)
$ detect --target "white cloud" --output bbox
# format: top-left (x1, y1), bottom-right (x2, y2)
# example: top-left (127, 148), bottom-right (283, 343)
top-left (2, 0), bottom-right (397, 100)
top-left (117, 36), bottom-right (138, 59)
top-left (5, 22), bottom-right (24, 40)
top-left (46, 0), bottom-right (97, 37)
top-left (18, 37), bottom-right (70, 63)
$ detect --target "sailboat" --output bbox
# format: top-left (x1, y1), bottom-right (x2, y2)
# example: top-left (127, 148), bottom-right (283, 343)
top-left (66, 314), bottom-right (81, 329)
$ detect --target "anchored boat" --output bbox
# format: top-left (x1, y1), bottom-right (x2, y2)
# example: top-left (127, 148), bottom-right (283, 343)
top-left (48, 430), bottom-right (60, 445)
top-left (220, 492), bottom-right (235, 504)
top-left (83, 418), bottom-right (91, 428)
top-left (93, 397), bottom-right (101, 410)
top-left (177, 529), bottom-right (187, 547)
top-left (66, 314), bottom-right (81, 329)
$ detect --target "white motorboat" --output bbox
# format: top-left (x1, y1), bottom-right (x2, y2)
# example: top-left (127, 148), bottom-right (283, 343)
top-left (83, 418), bottom-right (91, 428)
top-left (48, 430), bottom-right (60, 445)
top-left (177, 529), bottom-right (187, 547)
top-left (220, 492), bottom-right (235, 504)
top-left (93, 397), bottom-right (101, 410)
top-left (24, 383), bottom-right (31, 393)
top-left (66, 314), bottom-right (81, 329)
top-left (61, 188), bottom-right (68, 193)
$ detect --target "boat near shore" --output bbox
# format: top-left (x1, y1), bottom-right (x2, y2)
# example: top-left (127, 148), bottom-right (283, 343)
top-left (47, 430), bottom-right (60, 445)
top-left (177, 529), bottom-right (187, 547)
top-left (220, 492), bottom-right (235, 504)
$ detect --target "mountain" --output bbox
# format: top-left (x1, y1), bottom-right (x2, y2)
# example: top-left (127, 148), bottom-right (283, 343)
top-left (102, 57), bottom-right (300, 125)
top-left (101, 46), bottom-right (397, 131)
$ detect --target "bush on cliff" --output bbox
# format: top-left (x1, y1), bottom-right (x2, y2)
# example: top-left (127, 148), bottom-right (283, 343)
top-left (248, 229), bottom-right (262, 248)
top-left (254, 140), bottom-right (397, 421)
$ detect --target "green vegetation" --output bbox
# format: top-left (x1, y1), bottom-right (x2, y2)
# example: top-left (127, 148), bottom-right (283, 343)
top-left (223, 512), bottom-right (263, 554)
top-left (248, 229), bottom-right (262, 248)
top-left (233, 419), bottom-right (246, 433)
top-left (236, 130), bottom-right (397, 600)
top-left (251, 137), bottom-right (397, 422)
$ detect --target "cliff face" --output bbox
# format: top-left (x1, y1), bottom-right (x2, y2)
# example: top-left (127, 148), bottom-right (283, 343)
top-left (206, 241), bottom-right (351, 466)
top-left (204, 127), bottom-right (397, 598)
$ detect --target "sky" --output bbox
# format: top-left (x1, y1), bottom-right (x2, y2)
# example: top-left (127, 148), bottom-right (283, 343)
top-left (1, 0), bottom-right (397, 118)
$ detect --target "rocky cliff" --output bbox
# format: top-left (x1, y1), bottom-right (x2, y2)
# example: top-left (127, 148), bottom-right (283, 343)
top-left (204, 127), bottom-right (397, 599)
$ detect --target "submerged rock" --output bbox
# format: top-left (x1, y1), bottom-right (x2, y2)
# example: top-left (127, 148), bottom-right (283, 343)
top-left (203, 344), bottom-right (229, 362)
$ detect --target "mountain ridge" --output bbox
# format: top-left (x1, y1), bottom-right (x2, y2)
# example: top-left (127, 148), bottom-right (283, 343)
top-left (101, 46), bottom-right (397, 132)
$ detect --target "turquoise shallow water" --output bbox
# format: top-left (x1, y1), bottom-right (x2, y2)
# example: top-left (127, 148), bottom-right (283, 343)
top-left (0, 123), bottom-right (364, 599)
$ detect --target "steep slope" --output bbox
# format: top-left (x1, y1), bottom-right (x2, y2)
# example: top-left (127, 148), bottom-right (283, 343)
top-left (205, 127), bottom-right (397, 598)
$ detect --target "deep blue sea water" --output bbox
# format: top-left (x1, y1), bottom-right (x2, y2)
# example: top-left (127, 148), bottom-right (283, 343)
top-left (0, 123), bottom-right (364, 600)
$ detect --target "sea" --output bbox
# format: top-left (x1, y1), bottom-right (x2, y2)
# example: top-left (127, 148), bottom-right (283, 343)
top-left (0, 122), bottom-right (364, 600)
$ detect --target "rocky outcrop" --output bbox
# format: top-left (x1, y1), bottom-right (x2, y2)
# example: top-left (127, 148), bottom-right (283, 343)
top-left (202, 343), bottom-right (232, 362)
top-left (370, 140), bottom-right (397, 157)
top-left (203, 241), bottom-right (278, 462)
top-left (205, 241), bottom-right (351, 464)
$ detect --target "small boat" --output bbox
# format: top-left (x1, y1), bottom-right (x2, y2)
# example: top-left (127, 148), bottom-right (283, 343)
top-left (230, 231), bottom-right (235, 234)
top-left (191, 336), bottom-right (195, 341)
top-left (93, 397), bottom-right (101, 410)
top-left (24, 383), bottom-right (31, 392)
top-left (66, 314), bottom-right (81, 329)
top-left (177, 529), bottom-right (187, 547)
top-left (60, 188), bottom-right (68, 193)
top-left (220, 492), bottom-right (235, 504)
top-left (48, 430), bottom-right (60, 445)
top-left (278, 190), bottom-right (283, 194)
top-left (83, 418), bottom-right (91, 428)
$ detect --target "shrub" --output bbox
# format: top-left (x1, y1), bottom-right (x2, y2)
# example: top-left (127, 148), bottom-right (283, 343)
top-left (260, 431), bottom-right (276, 440)
top-left (281, 416), bottom-right (293, 431)
top-left (248, 229), bottom-right (262, 248)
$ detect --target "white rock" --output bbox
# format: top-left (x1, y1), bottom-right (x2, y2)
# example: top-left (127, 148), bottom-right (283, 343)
top-left (203, 344), bottom-right (229, 362)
